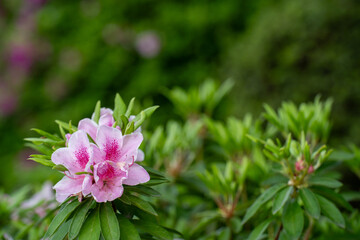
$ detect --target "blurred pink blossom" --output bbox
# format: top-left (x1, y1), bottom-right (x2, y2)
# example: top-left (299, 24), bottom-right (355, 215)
top-left (135, 31), bottom-right (161, 58)
top-left (8, 45), bottom-right (33, 72)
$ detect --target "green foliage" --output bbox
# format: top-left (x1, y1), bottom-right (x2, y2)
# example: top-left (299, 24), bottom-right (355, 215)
top-left (263, 97), bottom-right (332, 144)
top-left (167, 79), bottom-right (234, 119)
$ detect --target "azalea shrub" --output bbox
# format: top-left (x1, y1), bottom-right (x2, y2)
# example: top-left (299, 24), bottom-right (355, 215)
top-left (1, 81), bottom-right (360, 240)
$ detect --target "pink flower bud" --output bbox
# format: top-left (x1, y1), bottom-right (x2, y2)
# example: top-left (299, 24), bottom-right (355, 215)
top-left (308, 165), bottom-right (314, 174)
top-left (295, 160), bottom-right (304, 171)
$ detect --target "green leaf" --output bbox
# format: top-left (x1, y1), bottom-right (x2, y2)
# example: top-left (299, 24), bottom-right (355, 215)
top-left (189, 214), bottom-right (221, 237)
top-left (299, 188), bottom-right (320, 219)
top-left (118, 193), bottom-right (132, 205)
top-left (55, 120), bottom-right (78, 133)
top-left (142, 166), bottom-right (167, 179)
top-left (52, 164), bottom-right (68, 172)
top-left (93, 101), bottom-right (101, 124)
top-left (120, 115), bottom-right (129, 129)
top-left (218, 227), bottom-right (231, 240)
top-left (143, 178), bottom-right (170, 186)
top-left (230, 217), bottom-right (242, 233)
top-left (134, 111), bottom-right (146, 130)
top-left (25, 143), bottom-right (53, 155)
top-left (50, 220), bottom-right (71, 240)
top-left (316, 194), bottom-right (345, 228)
top-left (127, 194), bottom-right (158, 216)
top-left (113, 93), bottom-right (126, 123)
top-left (242, 183), bottom-right (287, 224)
top-left (78, 206), bottom-right (101, 240)
top-left (272, 186), bottom-right (292, 214)
top-left (69, 199), bottom-right (94, 240)
top-left (311, 187), bottom-right (353, 211)
top-left (99, 202), bottom-right (120, 240)
top-left (31, 128), bottom-right (62, 141)
top-left (125, 121), bottom-right (135, 135)
top-left (24, 137), bottom-right (63, 145)
top-left (117, 215), bottom-right (141, 240)
top-left (125, 97), bottom-right (135, 118)
top-left (133, 106), bottom-right (159, 122)
top-left (133, 219), bottom-right (172, 240)
top-left (28, 157), bottom-right (55, 168)
top-left (304, 143), bottom-right (311, 163)
top-left (44, 200), bottom-right (81, 238)
top-left (124, 185), bottom-right (160, 197)
top-left (263, 104), bottom-right (282, 130)
top-left (308, 176), bottom-right (342, 188)
top-left (247, 218), bottom-right (272, 240)
top-left (282, 200), bottom-right (304, 239)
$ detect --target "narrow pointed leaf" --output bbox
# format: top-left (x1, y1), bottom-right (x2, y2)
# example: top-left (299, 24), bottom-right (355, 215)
top-left (93, 101), bottom-right (101, 124)
top-left (272, 186), bottom-right (292, 214)
top-left (44, 200), bottom-right (81, 238)
top-left (312, 187), bottom-right (353, 211)
top-left (78, 207), bottom-right (101, 240)
top-left (117, 215), bottom-right (141, 240)
top-left (28, 157), bottom-right (55, 168)
top-left (133, 106), bottom-right (159, 122)
top-left (24, 137), bottom-right (63, 145)
top-left (69, 199), bottom-right (94, 240)
top-left (31, 128), bottom-right (62, 141)
top-left (308, 176), bottom-right (342, 188)
top-left (299, 188), bottom-right (320, 219)
top-left (316, 194), bottom-right (345, 228)
top-left (127, 195), bottom-right (157, 216)
top-left (124, 185), bottom-right (160, 197)
top-left (51, 220), bottom-right (71, 240)
top-left (134, 111), bottom-right (146, 130)
top-left (113, 93), bottom-right (126, 123)
top-left (242, 183), bottom-right (286, 224)
top-left (99, 202), bottom-right (120, 240)
top-left (52, 164), bottom-right (68, 172)
top-left (282, 200), bottom-right (303, 239)
top-left (55, 120), bottom-right (78, 132)
top-left (248, 218), bottom-right (272, 240)
top-left (133, 219), bottom-right (172, 240)
top-left (125, 121), bottom-right (135, 135)
top-left (125, 97), bottom-right (135, 118)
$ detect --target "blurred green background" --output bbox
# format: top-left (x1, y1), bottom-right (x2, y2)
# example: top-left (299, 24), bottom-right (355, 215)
top-left (0, 0), bottom-right (359, 191)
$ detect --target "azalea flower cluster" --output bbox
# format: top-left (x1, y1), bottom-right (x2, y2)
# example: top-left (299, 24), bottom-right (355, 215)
top-left (52, 108), bottom-right (149, 203)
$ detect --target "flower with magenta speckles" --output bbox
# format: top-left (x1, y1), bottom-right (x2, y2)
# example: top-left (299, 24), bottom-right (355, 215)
top-left (51, 123), bottom-right (149, 203)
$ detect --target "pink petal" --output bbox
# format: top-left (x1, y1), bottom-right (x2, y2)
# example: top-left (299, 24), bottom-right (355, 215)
top-left (99, 113), bottom-right (115, 127)
top-left (90, 143), bottom-right (105, 165)
top-left (52, 148), bottom-right (82, 174)
top-left (53, 176), bottom-right (84, 202)
top-left (82, 175), bottom-right (93, 196)
top-left (119, 132), bottom-right (143, 164)
top-left (65, 133), bottom-right (71, 147)
top-left (96, 125), bottom-right (123, 161)
top-left (94, 161), bottom-right (127, 183)
top-left (91, 108), bottom-right (113, 120)
top-left (136, 149), bottom-right (145, 162)
top-left (68, 130), bottom-right (92, 170)
top-left (78, 118), bottom-right (98, 142)
top-left (91, 182), bottom-right (123, 202)
top-left (123, 163), bottom-right (150, 186)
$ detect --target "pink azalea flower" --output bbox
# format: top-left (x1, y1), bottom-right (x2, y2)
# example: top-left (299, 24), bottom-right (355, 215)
top-left (51, 130), bottom-right (93, 202)
top-left (78, 108), bottom-right (115, 141)
top-left (83, 125), bottom-right (149, 202)
top-left (78, 107), bottom-right (141, 142)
